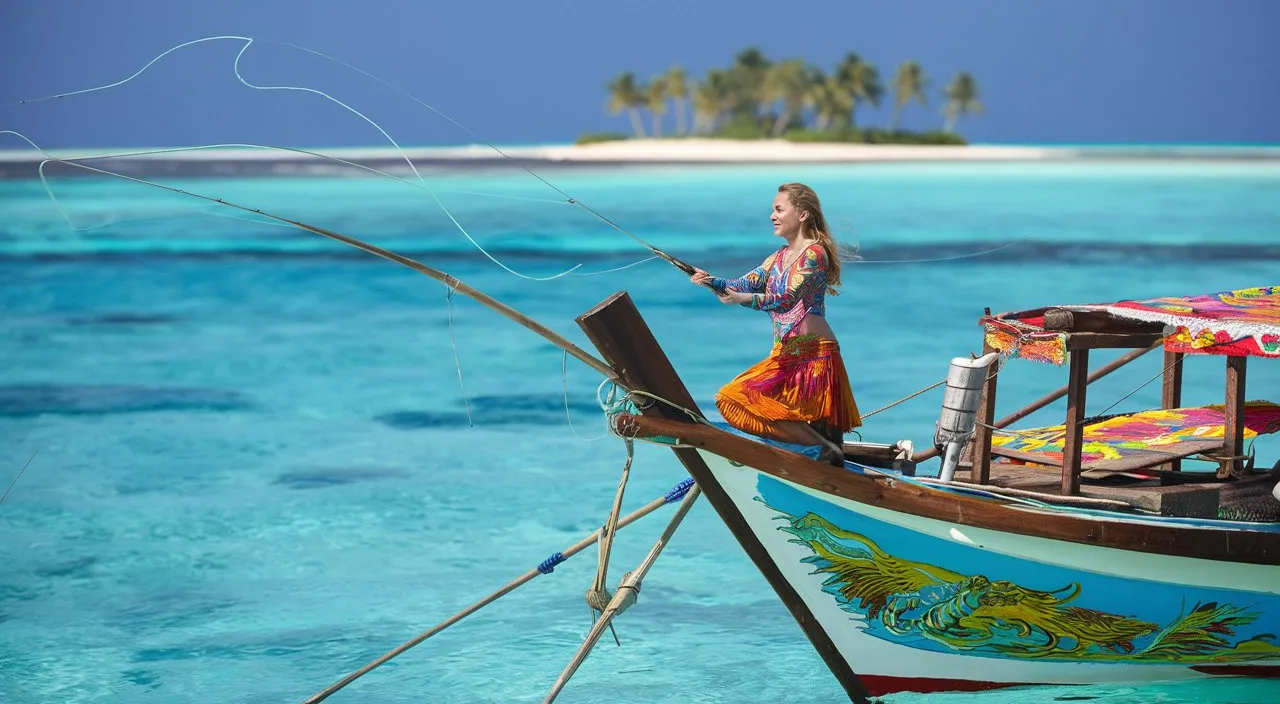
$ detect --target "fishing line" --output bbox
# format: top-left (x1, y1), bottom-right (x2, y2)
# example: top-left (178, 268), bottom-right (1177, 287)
top-left (4, 132), bottom-right (645, 274)
top-left (444, 284), bottom-right (474, 427)
top-left (6, 35), bottom-right (1020, 273)
top-left (5, 131), bottom-right (659, 278)
top-left (0, 134), bottom-right (591, 281)
top-left (4, 35), bottom-right (692, 275)
top-left (843, 239), bottom-right (1025, 264)
top-left (831, 217), bottom-right (1025, 265)
top-left (0, 452), bottom-right (37, 507)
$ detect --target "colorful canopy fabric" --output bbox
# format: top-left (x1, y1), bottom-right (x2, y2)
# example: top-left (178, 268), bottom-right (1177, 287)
top-left (983, 285), bottom-right (1280, 364)
top-left (1073, 286), bottom-right (1280, 359)
top-left (989, 401), bottom-right (1280, 472)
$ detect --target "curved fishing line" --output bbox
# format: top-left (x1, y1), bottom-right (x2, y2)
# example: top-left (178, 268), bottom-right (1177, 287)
top-left (15, 152), bottom-right (620, 381)
top-left (266, 37), bottom-right (701, 276)
top-left (3, 132), bottom-right (659, 275)
top-left (3, 38), bottom-right (590, 281)
top-left (829, 217), bottom-right (1024, 265)
top-left (7, 35), bottom-right (1021, 273)
top-left (844, 239), bottom-right (1025, 264)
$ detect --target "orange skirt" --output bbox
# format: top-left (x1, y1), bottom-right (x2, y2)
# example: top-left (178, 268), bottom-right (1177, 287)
top-left (715, 335), bottom-right (861, 441)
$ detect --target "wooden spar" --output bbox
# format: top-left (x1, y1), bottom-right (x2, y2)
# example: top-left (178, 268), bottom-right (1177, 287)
top-left (915, 343), bottom-right (1159, 464)
top-left (44, 159), bottom-right (618, 380)
top-left (1061, 349), bottom-right (1090, 495)
top-left (576, 291), bottom-right (872, 704)
top-left (1218, 356), bottom-right (1248, 478)
top-left (1160, 350), bottom-right (1185, 472)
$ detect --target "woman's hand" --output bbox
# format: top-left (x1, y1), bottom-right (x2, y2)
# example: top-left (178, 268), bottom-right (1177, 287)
top-left (715, 289), bottom-right (752, 306)
top-left (689, 268), bottom-right (714, 287)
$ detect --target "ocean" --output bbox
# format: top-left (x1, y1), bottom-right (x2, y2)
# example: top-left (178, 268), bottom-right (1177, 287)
top-left (2, 159), bottom-right (1279, 703)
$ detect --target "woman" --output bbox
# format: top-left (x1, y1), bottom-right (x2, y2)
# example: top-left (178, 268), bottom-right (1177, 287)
top-left (689, 182), bottom-right (861, 465)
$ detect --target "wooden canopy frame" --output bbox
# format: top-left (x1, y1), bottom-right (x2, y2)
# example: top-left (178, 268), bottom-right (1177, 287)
top-left (970, 307), bottom-right (1251, 495)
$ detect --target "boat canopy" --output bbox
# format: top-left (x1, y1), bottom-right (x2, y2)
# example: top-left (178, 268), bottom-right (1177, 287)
top-left (982, 285), bottom-right (1280, 364)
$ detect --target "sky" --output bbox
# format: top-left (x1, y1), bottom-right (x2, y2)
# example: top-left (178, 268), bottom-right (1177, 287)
top-left (1, 0), bottom-right (1277, 149)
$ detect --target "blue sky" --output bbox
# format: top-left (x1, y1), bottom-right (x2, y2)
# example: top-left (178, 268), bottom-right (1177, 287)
top-left (2, 0), bottom-right (1277, 148)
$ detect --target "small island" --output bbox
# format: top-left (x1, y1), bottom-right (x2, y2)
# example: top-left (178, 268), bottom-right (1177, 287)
top-left (579, 48), bottom-right (982, 146)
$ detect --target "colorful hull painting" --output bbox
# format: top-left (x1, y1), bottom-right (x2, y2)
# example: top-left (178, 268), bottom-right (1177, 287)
top-left (702, 453), bottom-right (1280, 694)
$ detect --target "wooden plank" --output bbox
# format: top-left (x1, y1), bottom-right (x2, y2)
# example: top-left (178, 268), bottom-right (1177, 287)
top-left (1066, 332), bottom-right (1165, 350)
top-left (1043, 308), bottom-right (1164, 333)
top-left (621, 413), bottom-right (1280, 565)
top-left (575, 291), bottom-right (872, 704)
top-left (1061, 349), bottom-right (1089, 495)
top-left (1218, 356), bottom-right (1248, 478)
top-left (1160, 351), bottom-right (1185, 472)
top-left (970, 339), bottom-right (999, 484)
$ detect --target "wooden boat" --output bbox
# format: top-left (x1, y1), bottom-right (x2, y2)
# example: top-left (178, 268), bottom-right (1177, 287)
top-left (575, 285), bottom-right (1280, 702)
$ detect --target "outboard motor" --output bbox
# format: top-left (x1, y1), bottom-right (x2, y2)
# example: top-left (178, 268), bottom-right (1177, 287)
top-left (934, 352), bottom-right (1000, 482)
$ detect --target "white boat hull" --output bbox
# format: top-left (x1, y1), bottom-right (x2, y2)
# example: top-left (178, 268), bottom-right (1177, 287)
top-left (703, 452), bottom-right (1280, 695)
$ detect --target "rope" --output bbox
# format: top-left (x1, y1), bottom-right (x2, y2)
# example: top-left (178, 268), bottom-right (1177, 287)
top-left (862, 379), bottom-right (947, 419)
top-left (299, 477), bottom-right (698, 704)
top-left (543, 485), bottom-right (703, 703)
top-left (861, 350), bottom-right (1011, 420)
top-left (1090, 348), bottom-right (1180, 419)
top-left (585, 437), bottom-right (635, 646)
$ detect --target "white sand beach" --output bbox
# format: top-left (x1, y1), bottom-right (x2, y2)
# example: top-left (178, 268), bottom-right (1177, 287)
top-left (531, 139), bottom-right (1063, 162)
top-left (1, 139), bottom-right (1276, 179)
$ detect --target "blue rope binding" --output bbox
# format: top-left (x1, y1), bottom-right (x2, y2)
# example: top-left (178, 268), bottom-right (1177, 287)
top-left (535, 479), bottom-right (694, 574)
top-left (537, 552), bottom-right (565, 574)
top-left (665, 477), bottom-right (695, 504)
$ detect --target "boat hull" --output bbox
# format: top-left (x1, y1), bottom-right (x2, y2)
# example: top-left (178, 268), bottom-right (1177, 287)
top-left (703, 451), bottom-right (1280, 696)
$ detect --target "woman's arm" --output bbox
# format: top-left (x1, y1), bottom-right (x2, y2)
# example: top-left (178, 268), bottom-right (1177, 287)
top-left (710, 254), bottom-right (773, 293)
top-left (746, 245), bottom-right (827, 311)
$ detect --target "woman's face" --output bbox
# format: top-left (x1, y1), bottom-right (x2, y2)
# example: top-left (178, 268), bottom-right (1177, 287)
top-left (771, 192), bottom-right (806, 239)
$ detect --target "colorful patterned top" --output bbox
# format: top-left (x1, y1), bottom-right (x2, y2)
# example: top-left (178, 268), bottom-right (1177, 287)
top-left (711, 243), bottom-right (829, 342)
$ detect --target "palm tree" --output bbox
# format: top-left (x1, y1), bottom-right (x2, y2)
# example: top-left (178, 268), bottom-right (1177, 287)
top-left (606, 72), bottom-right (647, 138)
top-left (645, 77), bottom-right (669, 138)
top-left (942, 72), bottom-right (983, 133)
top-left (764, 59), bottom-right (815, 137)
top-left (728, 47), bottom-right (772, 122)
top-left (890, 61), bottom-right (927, 132)
top-left (809, 73), bottom-right (853, 132)
top-left (692, 69), bottom-right (732, 134)
top-left (834, 53), bottom-right (883, 128)
top-left (664, 66), bottom-right (690, 136)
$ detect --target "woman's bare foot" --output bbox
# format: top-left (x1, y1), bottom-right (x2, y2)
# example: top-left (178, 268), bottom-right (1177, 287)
top-left (817, 440), bottom-right (845, 467)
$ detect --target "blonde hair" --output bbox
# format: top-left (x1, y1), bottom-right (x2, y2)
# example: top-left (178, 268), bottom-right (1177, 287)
top-left (778, 182), bottom-right (841, 295)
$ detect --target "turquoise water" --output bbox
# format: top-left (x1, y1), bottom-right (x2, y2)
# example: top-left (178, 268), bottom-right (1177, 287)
top-left (3, 161), bottom-right (1280, 704)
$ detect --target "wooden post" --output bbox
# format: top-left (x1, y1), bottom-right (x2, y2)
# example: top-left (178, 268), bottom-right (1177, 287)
top-left (1061, 349), bottom-right (1090, 496)
top-left (1219, 355), bottom-right (1247, 479)
top-left (575, 291), bottom-right (871, 704)
top-left (970, 340), bottom-right (999, 484)
top-left (1160, 351), bottom-right (1184, 472)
